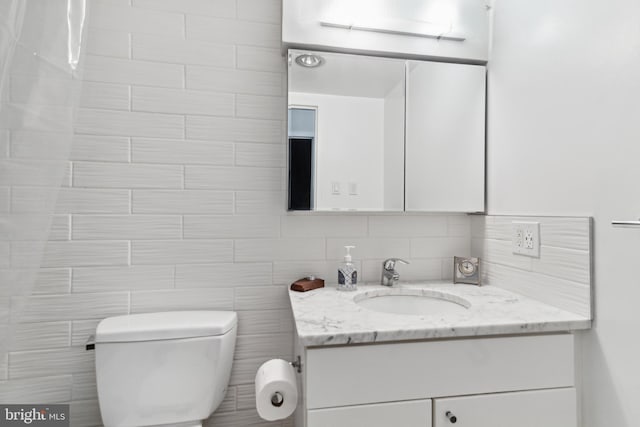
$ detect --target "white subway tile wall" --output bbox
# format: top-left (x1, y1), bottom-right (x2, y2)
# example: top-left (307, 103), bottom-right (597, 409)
top-left (2, 1), bottom-right (471, 426)
top-left (471, 215), bottom-right (592, 318)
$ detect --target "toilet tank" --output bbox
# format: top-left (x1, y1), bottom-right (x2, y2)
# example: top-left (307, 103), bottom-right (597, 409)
top-left (94, 311), bottom-right (237, 427)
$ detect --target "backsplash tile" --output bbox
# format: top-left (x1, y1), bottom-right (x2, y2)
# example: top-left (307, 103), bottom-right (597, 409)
top-left (132, 189), bottom-right (234, 214)
top-left (235, 143), bottom-right (285, 167)
top-left (72, 265), bottom-right (175, 293)
top-left (186, 65), bottom-right (283, 96)
top-left (410, 236), bottom-right (470, 258)
top-left (73, 215), bottom-right (181, 240)
top-left (186, 15), bottom-right (280, 48)
top-left (236, 95), bottom-right (285, 120)
top-left (83, 55), bottom-right (184, 88)
top-left (0, 376), bottom-right (72, 403)
top-left (237, 0), bottom-right (282, 24)
top-left (327, 237), bottom-right (411, 260)
top-left (183, 215), bottom-right (280, 239)
top-left (235, 191), bottom-right (285, 214)
top-left (132, 86), bottom-right (235, 117)
top-left (12, 240), bottom-right (129, 269)
top-left (235, 238), bottom-right (326, 262)
top-left (131, 240), bottom-right (234, 265)
top-left (368, 215), bottom-right (448, 237)
top-left (13, 292), bottom-right (129, 323)
top-left (234, 333), bottom-right (293, 360)
top-left (185, 166), bottom-right (282, 191)
top-left (69, 399), bottom-right (102, 427)
top-left (70, 135), bottom-right (130, 163)
top-left (88, 0), bottom-right (184, 36)
top-left (7, 322), bottom-right (70, 352)
top-left (75, 109), bottom-right (185, 139)
top-left (236, 310), bottom-right (293, 336)
top-left (132, 0), bottom-right (237, 18)
top-left (8, 347), bottom-right (94, 380)
top-left (471, 215), bottom-right (591, 318)
top-left (85, 29), bottom-right (130, 59)
top-left (280, 215), bottom-right (368, 238)
top-left (73, 162), bottom-right (183, 189)
top-left (0, 268), bottom-right (72, 296)
top-left (175, 263), bottom-right (272, 288)
top-left (79, 82), bottom-right (131, 111)
top-left (130, 288), bottom-right (235, 313)
top-left (186, 116), bottom-right (282, 143)
top-left (237, 46), bottom-right (284, 72)
top-left (132, 34), bottom-right (236, 68)
top-left (71, 372), bottom-right (97, 401)
top-left (132, 138), bottom-right (234, 165)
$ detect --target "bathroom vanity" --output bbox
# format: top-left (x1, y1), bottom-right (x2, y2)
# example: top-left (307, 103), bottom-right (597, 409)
top-left (289, 283), bottom-right (591, 427)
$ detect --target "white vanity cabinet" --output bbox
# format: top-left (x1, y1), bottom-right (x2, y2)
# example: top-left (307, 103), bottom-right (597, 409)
top-left (433, 388), bottom-right (576, 427)
top-left (297, 334), bottom-right (577, 427)
top-left (308, 400), bottom-right (432, 427)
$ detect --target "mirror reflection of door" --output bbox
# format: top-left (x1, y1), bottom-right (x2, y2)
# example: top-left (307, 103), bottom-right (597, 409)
top-left (288, 107), bottom-right (316, 210)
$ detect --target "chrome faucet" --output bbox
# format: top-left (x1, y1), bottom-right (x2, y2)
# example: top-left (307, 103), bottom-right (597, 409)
top-left (381, 258), bottom-right (409, 286)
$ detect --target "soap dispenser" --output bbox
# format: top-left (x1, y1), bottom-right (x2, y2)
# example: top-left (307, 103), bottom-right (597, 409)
top-left (338, 245), bottom-right (357, 291)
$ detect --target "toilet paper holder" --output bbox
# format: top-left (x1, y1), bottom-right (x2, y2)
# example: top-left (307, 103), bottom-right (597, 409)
top-left (290, 355), bottom-right (302, 373)
top-left (271, 391), bottom-right (285, 407)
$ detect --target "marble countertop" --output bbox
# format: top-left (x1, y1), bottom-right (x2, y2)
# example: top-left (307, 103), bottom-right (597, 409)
top-left (288, 282), bottom-right (591, 347)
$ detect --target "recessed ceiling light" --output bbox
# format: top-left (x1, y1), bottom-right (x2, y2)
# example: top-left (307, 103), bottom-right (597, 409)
top-left (295, 54), bottom-right (325, 68)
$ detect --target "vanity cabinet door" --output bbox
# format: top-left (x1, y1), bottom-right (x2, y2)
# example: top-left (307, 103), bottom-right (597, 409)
top-left (405, 60), bottom-right (486, 212)
top-left (308, 399), bottom-right (432, 427)
top-left (433, 388), bottom-right (577, 427)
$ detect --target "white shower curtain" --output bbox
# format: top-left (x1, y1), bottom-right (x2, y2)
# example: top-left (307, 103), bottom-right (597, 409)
top-left (0, 0), bottom-right (86, 355)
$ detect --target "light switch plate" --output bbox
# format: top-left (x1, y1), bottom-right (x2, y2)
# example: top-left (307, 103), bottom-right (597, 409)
top-left (512, 221), bottom-right (540, 257)
top-left (331, 182), bottom-right (341, 195)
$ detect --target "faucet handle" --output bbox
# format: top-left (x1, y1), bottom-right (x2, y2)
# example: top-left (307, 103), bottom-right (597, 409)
top-left (382, 258), bottom-right (409, 270)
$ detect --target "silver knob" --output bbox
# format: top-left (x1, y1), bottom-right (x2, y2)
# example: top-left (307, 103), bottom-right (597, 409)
top-left (446, 411), bottom-right (457, 423)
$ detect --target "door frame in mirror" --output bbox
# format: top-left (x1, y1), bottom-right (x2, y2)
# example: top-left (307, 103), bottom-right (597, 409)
top-left (288, 105), bottom-right (319, 211)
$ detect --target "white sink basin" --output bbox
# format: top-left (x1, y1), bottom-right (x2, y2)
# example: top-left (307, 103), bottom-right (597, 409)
top-left (355, 289), bottom-right (470, 316)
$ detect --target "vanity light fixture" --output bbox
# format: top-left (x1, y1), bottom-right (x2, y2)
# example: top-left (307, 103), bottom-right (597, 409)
top-left (319, 19), bottom-right (466, 42)
top-left (295, 53), bottom-right (325, 68)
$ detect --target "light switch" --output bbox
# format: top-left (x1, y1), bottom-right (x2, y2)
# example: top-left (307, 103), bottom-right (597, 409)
top-left (331, 182), bottom-right (341, 195)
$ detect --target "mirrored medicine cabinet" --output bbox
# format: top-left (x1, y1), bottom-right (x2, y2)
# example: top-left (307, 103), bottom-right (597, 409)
top-left (287, 49), bottom-right (486, 213)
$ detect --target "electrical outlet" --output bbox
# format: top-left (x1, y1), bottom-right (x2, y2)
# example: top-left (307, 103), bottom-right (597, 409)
top-left (512, 221), bottom-right (540, 257)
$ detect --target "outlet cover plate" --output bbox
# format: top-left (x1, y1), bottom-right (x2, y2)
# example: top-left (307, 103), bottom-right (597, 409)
top-left (512, 221), bottom-right (540, 257)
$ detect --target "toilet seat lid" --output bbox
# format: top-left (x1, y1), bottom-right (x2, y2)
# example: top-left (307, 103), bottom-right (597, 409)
top-left (96, 311), bottom-right (237, 343)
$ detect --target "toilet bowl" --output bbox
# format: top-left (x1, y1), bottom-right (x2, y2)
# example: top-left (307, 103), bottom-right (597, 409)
top-left (94, 311), bottom-right (237, 427)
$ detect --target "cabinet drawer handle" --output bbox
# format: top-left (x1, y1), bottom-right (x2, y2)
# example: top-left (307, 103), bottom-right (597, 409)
top-left (446, 411), bottom-right (457, 423)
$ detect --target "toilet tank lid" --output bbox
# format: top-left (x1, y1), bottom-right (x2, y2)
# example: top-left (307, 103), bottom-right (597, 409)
top-left (95, 311), bottom-right (237, 343)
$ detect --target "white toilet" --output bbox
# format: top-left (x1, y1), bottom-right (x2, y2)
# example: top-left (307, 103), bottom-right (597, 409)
top-left (94, 311), bottom-right (237, 427)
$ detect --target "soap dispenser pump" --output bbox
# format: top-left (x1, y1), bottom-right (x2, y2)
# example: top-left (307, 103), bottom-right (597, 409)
top-left (338, 245), bottom-right (357, 291)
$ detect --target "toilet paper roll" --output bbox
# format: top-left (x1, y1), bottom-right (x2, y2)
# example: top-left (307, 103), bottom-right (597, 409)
top-left (255, 358), bottom-right (298, 421)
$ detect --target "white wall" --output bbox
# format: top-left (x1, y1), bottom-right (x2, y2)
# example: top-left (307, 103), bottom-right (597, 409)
top-left (0, 1), bottom-right (472, 425)
top-left (489, 1), bottom-right (640, 425)
top-left (289, 92), bottom-right (385, 210)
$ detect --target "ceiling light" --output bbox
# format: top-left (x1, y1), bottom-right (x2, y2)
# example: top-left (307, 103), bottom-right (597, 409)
top-left (295, 54), bottom-right (325, 68)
